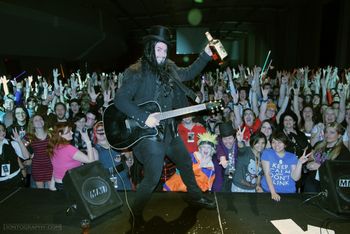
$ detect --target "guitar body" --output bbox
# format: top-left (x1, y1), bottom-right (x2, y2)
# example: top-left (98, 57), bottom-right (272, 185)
top-left (103, 101), bottom-right (161, 150)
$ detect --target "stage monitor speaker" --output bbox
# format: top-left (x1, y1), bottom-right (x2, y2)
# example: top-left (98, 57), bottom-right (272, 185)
top-left (63, 161), bottom-right (123, 220)
top-left (319, 160), bottom-right (350, 215)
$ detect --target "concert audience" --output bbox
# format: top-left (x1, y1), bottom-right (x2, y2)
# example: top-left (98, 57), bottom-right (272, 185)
top-left (0, 63), bottom-right (349, 198)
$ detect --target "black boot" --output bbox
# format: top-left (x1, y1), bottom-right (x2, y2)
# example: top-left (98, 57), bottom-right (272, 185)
top-left (129, 213), bottom-right (146, 233)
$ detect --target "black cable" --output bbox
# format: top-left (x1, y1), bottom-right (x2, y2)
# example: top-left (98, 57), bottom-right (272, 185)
top-left (107, 147), bottom-right (135, 233)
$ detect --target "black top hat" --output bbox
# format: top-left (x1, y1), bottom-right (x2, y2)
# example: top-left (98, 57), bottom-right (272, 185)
top-left (219, 121), bottom-right (235, 138)
top-left (143, 25), bottom-right (172, 45)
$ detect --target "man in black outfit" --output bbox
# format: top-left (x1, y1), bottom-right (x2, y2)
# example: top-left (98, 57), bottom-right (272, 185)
top-left (114, 25), bottom-right (216, 224)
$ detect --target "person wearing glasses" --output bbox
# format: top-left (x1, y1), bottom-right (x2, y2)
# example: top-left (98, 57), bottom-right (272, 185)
top-left (92, 121), bottom-right (132, 191)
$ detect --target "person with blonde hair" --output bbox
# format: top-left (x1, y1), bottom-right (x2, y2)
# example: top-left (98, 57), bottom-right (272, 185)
top-left (163, 132), bottom-right (217, 192)
top-left (304, 122), bottom-right (350, 192)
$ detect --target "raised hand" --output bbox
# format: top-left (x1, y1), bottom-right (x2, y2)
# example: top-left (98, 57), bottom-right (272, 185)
top-left (87, 80), bottom-right (100, 102)
top-left (79, 129), bottom-right (91, 145)
top-left (52, 68), bottom-right (60, 88)
top-left (238, 64), bottom-right (245, 73)
top-left (0, 76), bottom-right (9, 84)
top-left (231, 89), bottom-right (239, 104)
top-left (11, 128), bottom-right (21, 142)
top-left (103, 89), bottom-right (113, 105)
top-left (276, 70), bottom-right (282, 80)
top-left (246, 67), bottom-right (251, 76)
top-left (218, 157), bottom-right (228, 169)
top-left (232, 68), bottom-right (239, 79)
top-left (52, 68), bottom-right (60, 78)
top-left (299, 148), bottom-right (312, 164)
top-left (236, 126), bottom-right (246, 142)
top-left (253, 66), bottom-right (262, 75)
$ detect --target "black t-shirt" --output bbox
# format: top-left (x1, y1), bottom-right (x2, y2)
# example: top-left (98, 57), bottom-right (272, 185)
top-left (0, 141), bottom-right (20, 176)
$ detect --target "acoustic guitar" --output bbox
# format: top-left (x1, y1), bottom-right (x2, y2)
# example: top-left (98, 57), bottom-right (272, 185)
top-left (103, 100), bottom-right (222, 150)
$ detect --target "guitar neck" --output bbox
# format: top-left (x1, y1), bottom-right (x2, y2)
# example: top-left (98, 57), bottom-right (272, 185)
top-left (159, 104), bottom-right (207, 120)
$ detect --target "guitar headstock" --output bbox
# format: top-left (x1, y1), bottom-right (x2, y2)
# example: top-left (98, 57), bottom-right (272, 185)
top-left (205, 100), bottom-right (224, 113)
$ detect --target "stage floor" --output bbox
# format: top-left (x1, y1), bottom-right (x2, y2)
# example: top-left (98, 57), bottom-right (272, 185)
top-left (0, 188), bottom-right (349, 234)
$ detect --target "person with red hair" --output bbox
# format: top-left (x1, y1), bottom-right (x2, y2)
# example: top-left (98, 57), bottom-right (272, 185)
top-left (47, 122), bottom-right (96, 190)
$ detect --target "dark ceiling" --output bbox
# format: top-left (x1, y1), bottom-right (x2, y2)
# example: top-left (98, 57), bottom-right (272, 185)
top-left (0, 0), bottom-right (348, 73)
top-left (108, 0), bottom-right (320, 41)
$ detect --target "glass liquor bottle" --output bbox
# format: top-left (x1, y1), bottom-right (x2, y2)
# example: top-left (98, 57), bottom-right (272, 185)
top-left (205, 31), bottom-right (228, 64)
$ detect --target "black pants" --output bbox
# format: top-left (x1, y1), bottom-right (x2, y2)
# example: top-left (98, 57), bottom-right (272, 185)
top-left (303, 171), bottom-right (321, 193)
top-left (132, 136), bottom-right (202, 215)
top-left (0, 173), bottom-right (22, 190)
top-left (222, 175), bottom-right (233, 192)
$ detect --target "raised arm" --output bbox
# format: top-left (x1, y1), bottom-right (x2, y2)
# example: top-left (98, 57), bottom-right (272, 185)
top-left (276, 86), bottom-right (291, 124)
top-left (258, 88), bottom-right (269, 121)
top-left (0, 76), bottom-right (10, 96)
top-left (278, 72), bottom-right (289, 108)
top-left (291, 150), bottom-right (310, 181)
top-left (337, 83), bottom-right (346, 123)
top-left (231, 88), bottom-right (242, 128)
top-left (11, 129), bottom-right (31, 160)
top-left (72, 130), bottom-right (96, 163)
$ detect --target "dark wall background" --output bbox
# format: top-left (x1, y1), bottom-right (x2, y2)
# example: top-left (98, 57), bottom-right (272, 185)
top-left (0, 0), bottom-right (349, 77)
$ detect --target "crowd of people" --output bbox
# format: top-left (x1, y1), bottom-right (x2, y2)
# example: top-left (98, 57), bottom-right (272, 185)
top-left (1, 62), bottom-right (349, 199)
top-left (1, 27), bottom-right (350, 212)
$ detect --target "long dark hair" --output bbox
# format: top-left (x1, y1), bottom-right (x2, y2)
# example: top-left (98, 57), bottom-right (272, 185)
top-left (249, 131), bottom-right (267, 148)
top-left (142, 39), bottom-right (174, 96)
top-left (143, 40), bottom-right (167, 76)
top-left (14, 105), bottom-right (30, 125)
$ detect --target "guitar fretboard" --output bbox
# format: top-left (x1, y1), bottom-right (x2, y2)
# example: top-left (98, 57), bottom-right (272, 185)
top-left (159, 104), bottom-right (207, 120)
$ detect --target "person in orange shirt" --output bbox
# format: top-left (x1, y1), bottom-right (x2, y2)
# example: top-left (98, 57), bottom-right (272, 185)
top-left (163, 132), bottom-right (217, 192)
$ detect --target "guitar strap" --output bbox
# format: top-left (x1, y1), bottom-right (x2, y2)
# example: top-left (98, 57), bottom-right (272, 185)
top-left (168, 65), bottom-right (200, 104)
